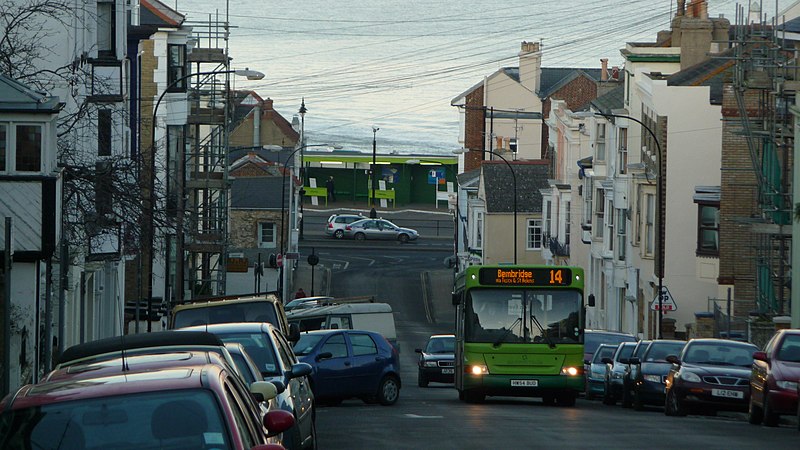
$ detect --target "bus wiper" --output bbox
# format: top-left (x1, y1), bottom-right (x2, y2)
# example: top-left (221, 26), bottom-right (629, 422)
top-left (493, 317), bottom-right (521, 348)
top-left (530, 314), bottom-right (556, 349)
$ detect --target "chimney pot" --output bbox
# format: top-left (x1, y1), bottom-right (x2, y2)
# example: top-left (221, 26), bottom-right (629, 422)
top-left (600, 58), bottom-right (609, 81)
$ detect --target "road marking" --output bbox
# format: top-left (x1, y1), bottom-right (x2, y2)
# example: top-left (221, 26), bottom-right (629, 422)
top-left (404, 414), bottom-right (444, 419)
top-left (420, 272), bottom-right (433, 324)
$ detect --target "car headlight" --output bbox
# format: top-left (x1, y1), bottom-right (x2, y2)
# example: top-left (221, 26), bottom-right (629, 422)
top-left (678, 371), bottom-right (701, 383)
top-left (423, 361), bottom-right (438, 368)
top-left (776, 380), bottom-right (798, 391)
top-left (469, 364), bottom-right (489, 375)
top-left (643, 374), bottom-right (662, 383)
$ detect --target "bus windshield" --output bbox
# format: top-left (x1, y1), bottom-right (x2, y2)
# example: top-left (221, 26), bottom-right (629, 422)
top-left (465, 289), bottom-right (581, 345)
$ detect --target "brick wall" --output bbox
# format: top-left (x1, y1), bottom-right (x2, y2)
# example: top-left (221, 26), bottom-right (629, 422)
top-left (543, 75), bottom-right (600, 158)
top-left (230, 210), bottom-right (282, 249)
top-left (464, 85), bottom-right (485, 173)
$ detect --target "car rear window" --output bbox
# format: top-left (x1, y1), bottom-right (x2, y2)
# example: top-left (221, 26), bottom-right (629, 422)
top-left (0, 389), bottom-right (229, 450)
top-left (584, 331), bottom-right (637, 356)
top-left (218, 332), bottom-right (281, 376)
top-left (683, 342), bottom-right (757, 366)
top-left (644, 342), bottom-right (685, 362)
top-left (173, 302), bottom-right (279, 330)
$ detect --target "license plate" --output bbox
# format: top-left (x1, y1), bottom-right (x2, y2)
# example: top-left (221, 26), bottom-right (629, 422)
top-left (442, 368), bottom-right (454, 374)
top-left (711, 389), bottom-right (743, 399)
top-left (511, 379), bottom-right (538, 387)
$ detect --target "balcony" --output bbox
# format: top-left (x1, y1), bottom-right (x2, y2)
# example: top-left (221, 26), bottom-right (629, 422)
top-left (548, 236), bottom-right (570, 257)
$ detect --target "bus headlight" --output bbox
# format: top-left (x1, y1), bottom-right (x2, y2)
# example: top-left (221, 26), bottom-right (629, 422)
top-left (469, 364), bottom-right (489, 375)
top-left (561, 366), bottom-right (580, 376)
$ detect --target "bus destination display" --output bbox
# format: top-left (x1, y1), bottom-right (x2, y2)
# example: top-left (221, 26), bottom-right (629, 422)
top-left (478, 267), bottom-right (572, 286)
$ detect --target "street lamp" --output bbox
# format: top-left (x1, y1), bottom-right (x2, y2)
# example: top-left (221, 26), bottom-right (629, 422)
top-left (453, 148), bottom-right (517, 264)
top-left (145, 68), bottom-right (264, 332)
top-left (370, 126), bottom-right (380, 218)
top-left (581, 111), bottom-right (664, 339)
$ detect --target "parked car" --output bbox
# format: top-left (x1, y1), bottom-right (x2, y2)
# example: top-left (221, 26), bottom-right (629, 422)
top-left (415, 334), bottom-right (455, 387)
top-left (585, 344), bottom-right (616, 400)
top-left (620, 340), bottom-right (652, 407)
top-left (179, 323), bottom-right (317, 450)
top-left (344, 218), bottom-right (419, 243)
top-left (169, 293), bottom-right (299, 342)
top-left (326, 213), bottom-right (365, 239)
top-left (1, 361), bottom-right (293, 450)
top-left (602, 342), bottom-right (636, 405)
top-left (583, 329), bottom-right (637, 375)
top-left (664, 338), bottom-right (758, 416)
top-left (293, 329), bottom-right (402, 405)
top-left (285, 296), bottom-right (335, 312)
top-left (629, 339), bottom-right (686, 410)
top-left (749, 328), bottom-right (800, 426)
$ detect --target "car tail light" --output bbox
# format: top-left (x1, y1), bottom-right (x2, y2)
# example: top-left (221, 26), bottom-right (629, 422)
top-left (346, 225), bottom-right (352, 231)
top-left (327, 223), bottom-right (333, 228)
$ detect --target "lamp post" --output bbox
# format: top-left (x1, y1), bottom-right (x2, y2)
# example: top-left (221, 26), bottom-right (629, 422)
top-left (591, 111), bottom-right (664, 339)
top-left (370, 126), bottom-right (380, 218)
top-left (453, 148), bottom-right (517, 264)
top-left (145, 68), bottom-right (264, 331)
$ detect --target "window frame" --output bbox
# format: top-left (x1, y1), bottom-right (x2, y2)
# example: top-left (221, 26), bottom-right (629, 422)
top-left (617, 127), bottom-right (628, 175)
top-left (167, 44), bottom-right (188, 92)
top-left (595, 123), bottom-right (606, 162)
top-left (96, 0), bottom-right (116, 58)
top-left (695, 201), bottom-right (720, 256)
top-left (258, 221), bottom-right (276, 248)
top-left (98, 108), bottom-right (112, 157)
top-left (15, 123), bottom-right (43, 172)
top-left (645, 193), bottom-right (655, 257)
top-left (526, 218), bottom-right (543, 250)
top-left (349, 333), bottom-right (378, 356)
top-left (0, 123), bottom-right (6, 172)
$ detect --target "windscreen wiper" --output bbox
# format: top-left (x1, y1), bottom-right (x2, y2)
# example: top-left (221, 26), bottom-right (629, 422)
top-left (530, 314), bottom-right (556, 349)
top-left (492, 317), bottom-right (521, 348)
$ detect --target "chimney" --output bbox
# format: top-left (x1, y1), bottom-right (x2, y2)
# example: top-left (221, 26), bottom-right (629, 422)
top-left (264, 97), bottom-right (274, 110)
top-left (600, 58), bottom-right (609, 82)
top-left (677, 0), bottom-right (685, 16)
top-left (518, 40), bottom-right (542, 93)
top-left (611, 66), bottom-right (620, 80)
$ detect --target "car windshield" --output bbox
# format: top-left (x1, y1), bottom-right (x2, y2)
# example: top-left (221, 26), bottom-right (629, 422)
top-left (777, 335), bottom-right (800, 362)
top-left (217, 332), bottom-right (281, 376)
top-left (0, 389), bottom-right (230, 450)
top-left (173, 302), bottom-right (279, 330)
top-left (683, 342), bottom-right (757, 367)
top-left (644, 342), bottom-right (685, 362)
top-left (425, 337), bottom-right (455, 354)
top-left (616, 344), bottom-right (635, 361)
top-left (592, 346), bottom-right (615, 363)
top-left (293, 334), bottom-right (326, 356)
top-left (464, 289), bottom-right (582, 345)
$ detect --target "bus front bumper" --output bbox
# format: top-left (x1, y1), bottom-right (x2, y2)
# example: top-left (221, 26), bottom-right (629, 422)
top-left (463, 373), bottom-right (584, 396)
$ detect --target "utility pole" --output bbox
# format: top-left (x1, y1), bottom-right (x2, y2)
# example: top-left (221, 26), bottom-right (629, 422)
top-left (370, 126), bottom-right (379, 218)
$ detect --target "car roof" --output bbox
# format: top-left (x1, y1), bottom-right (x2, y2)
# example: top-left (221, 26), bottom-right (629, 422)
top-left (179, 322), bottom-right (276, 334)
top-left (46, 351), bottom-right (228, 383)
top-left (56, 331), bottom-right (225, 366)
top-left (7, 363), bottom-right (223, 411)
top-left (686, 338), bottom-right (757, 346)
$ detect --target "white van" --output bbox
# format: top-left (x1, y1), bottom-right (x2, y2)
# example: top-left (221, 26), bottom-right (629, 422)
top-left (287, 303), bottom-right (398, 350)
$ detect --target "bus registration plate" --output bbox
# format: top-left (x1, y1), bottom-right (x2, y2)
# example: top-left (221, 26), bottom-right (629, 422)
top-left (712, 389), bottom-right (743, 399)
top-left (511, 380), bottom-right (538, 387)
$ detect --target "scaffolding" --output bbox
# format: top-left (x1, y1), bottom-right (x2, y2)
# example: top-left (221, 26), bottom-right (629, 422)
top-left (180, 12), bottom-right (232, 300)
top-left (731, 4), bottom-right (797, 316)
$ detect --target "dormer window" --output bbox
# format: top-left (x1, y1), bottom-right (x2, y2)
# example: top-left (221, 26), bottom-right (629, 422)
top-left (16, 124), bottom-right (42, 172)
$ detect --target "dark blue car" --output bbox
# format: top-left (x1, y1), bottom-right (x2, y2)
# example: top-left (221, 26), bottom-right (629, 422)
top-left (293, 329), bottom-right (401, 405)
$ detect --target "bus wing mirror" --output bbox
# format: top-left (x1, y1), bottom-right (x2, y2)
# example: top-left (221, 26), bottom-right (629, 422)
top-left (587, 294), bottom-right (596, 308)
top-left (452, 292), bottom-right (460, 306)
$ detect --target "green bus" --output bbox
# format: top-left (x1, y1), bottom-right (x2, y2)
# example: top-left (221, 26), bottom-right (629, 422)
top-left (453, 265), bottom-right (587, 405)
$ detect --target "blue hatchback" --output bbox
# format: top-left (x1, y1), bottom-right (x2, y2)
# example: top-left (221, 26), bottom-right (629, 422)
top-left (293, 329), bottom-right (401, 405)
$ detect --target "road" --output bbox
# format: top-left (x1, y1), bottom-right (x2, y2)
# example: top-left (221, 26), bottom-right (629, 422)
top-left (299, 210), bottom-right (800, 449)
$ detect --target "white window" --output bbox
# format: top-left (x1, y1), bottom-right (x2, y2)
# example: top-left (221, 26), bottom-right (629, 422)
top-left (544, 201), bottom-right (552, 237)
top-left (97, 1), bottom-right (115, 57)
top-left (258, 222), bottom-right (276, 248)
top-left (616, 209), bottom-right (626, 261)
top-left (564, 201), bottom-right (571, 245)
top-left (594, 189), bottom-right (605, 239)
top-left (645, 193), bottom-right (655, 256)
top-left (618, 128), bottom-right (627, 174)
top-left (596, 123), bottom-right (606, 161)
top-left (16, 124), bottom-right (42, 172)
top-left (527, 219), bottom-right (542, 250)
top-left (474, 211), bottom-right (483, 250)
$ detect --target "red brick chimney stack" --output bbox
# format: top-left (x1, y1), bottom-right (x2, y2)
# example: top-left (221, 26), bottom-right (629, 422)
top-left (600, 58), bottom-right (609, 82)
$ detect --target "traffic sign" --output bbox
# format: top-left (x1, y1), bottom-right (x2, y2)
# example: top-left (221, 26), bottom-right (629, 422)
top-left (276, 253), bottom-right (283, 268)
top-left (650, 286), bottom-right (677, 311)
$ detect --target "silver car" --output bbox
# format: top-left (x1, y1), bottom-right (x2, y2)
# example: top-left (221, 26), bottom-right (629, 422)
top-left (344, 218), bottom-right (419, 243)
top-left (325, 213), bottom-right (365, 239)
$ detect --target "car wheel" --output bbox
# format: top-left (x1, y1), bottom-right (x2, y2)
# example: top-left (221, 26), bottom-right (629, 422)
top-left (334, 229), bottom-right (344, 239)
top-left (458, 390), bottom-right (465, 401)
top-left (377, 375), bottom-right (400, 405)
top-left (398, 234), bottom-right (409, 243)
top-left (665, 389), bottom-right (686, 417)
top-left (463, 390), bottom-right (485, 403)
top-left (602, 384), bottom-right (615, 405)
top-left (556, 393), bottom-right (576, 407)
top-left (585, 390), bottom-right (595, 401)
top-left (621, 383), bottom-right (632, 408)
top-left (418, 372), bottom-right (428, 388)
top-left (633, 388), bottom-right (644, 411)
top-left (354, 232), bottom-right (366, 241)
top-left (762, 390), bottom-right (779, 427)
top-left (748, 392), bottom-right (764, 424)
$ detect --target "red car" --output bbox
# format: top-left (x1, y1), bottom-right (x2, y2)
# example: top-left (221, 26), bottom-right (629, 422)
top-left (749, 328), bottom-right (800, 426)
top-left (0, 362), bottom-right (293, 449)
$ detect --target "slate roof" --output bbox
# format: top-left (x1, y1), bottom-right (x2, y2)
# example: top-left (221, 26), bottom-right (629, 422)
top-left (482, 161), bottom-right (550, 213)
top-left (0, 74), bottom-right (61, 113)
top-left (453, 66), bottom-right (601, 104)
top-left (230, 176), bottom-right (287, 210)
top-left (457, 168), bottom-right (481, 190)
top-left (667, 50), bottom-right (734, 105)
top-left (140, 0), bottom-right (184, 27)
top-left (778, 16), bottom-right (800, 33)
top-left (589, 84), bottom-right (624, 114)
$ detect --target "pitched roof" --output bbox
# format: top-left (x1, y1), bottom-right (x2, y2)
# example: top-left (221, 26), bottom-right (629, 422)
top-left (0, 74), bottom-right (61, 113)
top-left (667, 50), bottom-right (735, 105)
top-left (230, 176), bottom-right (287, 209)
top-left (482, 161), bottom-right (550, 213)
top-left (589, 84), bottom-right (625, 114)
top-left (140, 0), bottom-right (185, 27)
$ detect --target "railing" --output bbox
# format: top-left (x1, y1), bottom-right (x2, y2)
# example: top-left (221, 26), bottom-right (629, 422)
top-left (548, 236), bottom-right (569, 256)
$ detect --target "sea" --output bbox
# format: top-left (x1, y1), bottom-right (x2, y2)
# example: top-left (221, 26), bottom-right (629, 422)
top-left (177, 0), bottom-right (766, 155)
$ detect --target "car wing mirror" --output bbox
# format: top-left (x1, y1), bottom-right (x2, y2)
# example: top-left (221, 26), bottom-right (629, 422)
top-left (583, 359), bottom-right (590, 365)
top-left (288, 323), bottom-right (301, 343)
top-left (250, 381), bottom-right (278, 403)
top-left (315, 351), bottom-right (333, 362)
top-left (665, 355), bottom-right (680, 365)
top-left (452, 292), bottom-right (461, 306)
top-left (752, 351), bottom-right (768, 362)
top-left (628, 357), bottom-right (641, 365)
top-left (415, 348), bottom-right (423, 354)
top-left (264, 410), bottom-right (295, 438)
top-left (290, 362), bottom-right (313, 379)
